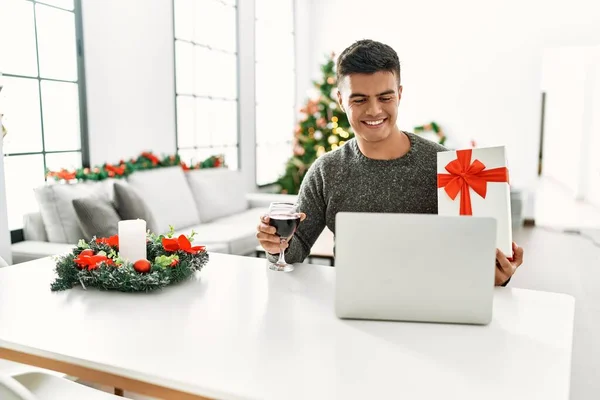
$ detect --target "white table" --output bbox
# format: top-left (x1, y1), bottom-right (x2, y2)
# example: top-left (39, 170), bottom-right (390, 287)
top-left (0, 253), bottom-right (574, 400)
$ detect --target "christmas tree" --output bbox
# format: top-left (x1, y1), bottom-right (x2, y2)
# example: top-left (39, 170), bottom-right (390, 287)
top-left (276, 53), bottom-right (354, 194)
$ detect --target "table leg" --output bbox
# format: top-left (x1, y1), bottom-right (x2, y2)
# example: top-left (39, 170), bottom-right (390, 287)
top-left (114, 388), bottom-right (124, 396)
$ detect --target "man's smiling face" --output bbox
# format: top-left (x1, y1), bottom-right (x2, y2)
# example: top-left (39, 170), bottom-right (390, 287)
top-left (337, 71), bottom-right (402, 144)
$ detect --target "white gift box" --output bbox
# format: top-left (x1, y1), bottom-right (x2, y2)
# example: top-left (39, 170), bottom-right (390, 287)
top-left (437, 146), bottom-right (513, 257)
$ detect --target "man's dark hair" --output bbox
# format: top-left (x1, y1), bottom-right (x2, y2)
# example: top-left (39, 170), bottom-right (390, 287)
top-left (336, 39), bottom-right (401, 86)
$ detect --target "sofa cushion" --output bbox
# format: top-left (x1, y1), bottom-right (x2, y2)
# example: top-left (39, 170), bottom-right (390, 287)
top-left (113, 182), bottom-right (158, 232)
top-left (23, 212), bottom-right (48, 242)
top-left (126, 166), bottom-right (200, 234)
top-left (173, 207), bottom-right (267, 255)
top-left (72, 197), bottom-right (121, 240)
top-left (34, 181), bottom-right (115, 244)
top-left (186, 168), bottom-right (248, 222)
top-left (11, 241), bottom-right (76, 264)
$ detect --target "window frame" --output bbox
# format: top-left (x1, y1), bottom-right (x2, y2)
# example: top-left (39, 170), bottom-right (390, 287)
top-left (172, 0), bottom-right (241, 171)
top-left (3, 0), bottom-right (89, 242)
top-left (254, 0), bottom-right (297, 188)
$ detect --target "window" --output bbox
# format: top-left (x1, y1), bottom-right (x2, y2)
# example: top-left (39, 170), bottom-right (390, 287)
top-left (173, 0), bottom-right (239, 170)
top-left (0, 0), bottom-right (87, 232)
top-left (255, 0), bottom-right (296, 186)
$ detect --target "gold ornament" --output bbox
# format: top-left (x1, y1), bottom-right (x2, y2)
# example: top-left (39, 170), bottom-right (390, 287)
top-left (338, 129), bottom-right (350, 139)
top-left (332, 122), bottom-right (338, 129)
top-left (328, 135), bottom-right (339, 145)
top-left (332, 116), bottom-right (338, 123)
top-left (339, 140), bottom-right (346, 146)
top-left (316, 146), bottom-right (326, 157)
top-left (331, 144), bottom-right (339, 150)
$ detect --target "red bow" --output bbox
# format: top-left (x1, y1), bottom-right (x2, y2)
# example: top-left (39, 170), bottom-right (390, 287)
top-left (437, 149), bottom-right (509, 215)
top-left (162, 235), bottom-right (205, 254)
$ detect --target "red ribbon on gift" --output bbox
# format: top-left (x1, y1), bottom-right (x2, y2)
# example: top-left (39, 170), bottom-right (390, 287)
top-left (437, 149), bottom-right (509, 216)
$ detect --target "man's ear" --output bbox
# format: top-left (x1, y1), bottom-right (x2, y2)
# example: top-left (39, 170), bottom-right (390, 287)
top-left (337, 90), bottom-right (345, 112)
top-left (398, 85), bottom-right (403, 101)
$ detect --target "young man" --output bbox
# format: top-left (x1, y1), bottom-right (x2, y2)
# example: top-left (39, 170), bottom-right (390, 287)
top-left (256, 39), bottom-right (523, 286)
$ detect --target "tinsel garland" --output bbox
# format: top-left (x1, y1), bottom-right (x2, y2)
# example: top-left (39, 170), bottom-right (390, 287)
top-left (50, 229), bottom-right (209, 293)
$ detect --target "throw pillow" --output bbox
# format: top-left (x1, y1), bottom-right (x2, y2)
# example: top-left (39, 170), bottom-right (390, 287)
top-left (125, 166), bottom-right (200, 234)
top-left (34, 181), bottom-right (114, 244)
top-left (186, 168), bottom-right (248, 222)
top-left (72, 197), bottom-right (121, 240)
top-left (113, 182), bottom-right (158, 232)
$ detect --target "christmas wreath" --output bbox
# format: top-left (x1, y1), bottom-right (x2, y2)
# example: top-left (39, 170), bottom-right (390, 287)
top-left (414, 122), bottom-right (446, 145)
top-left (50, 228), bottom-right (209, 292)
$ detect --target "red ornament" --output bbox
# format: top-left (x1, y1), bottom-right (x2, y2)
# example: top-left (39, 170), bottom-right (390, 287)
top-left (170, 259), bottom-right (179, 267)
top-left (133, 259), bottom-right (152, 273)
top-left (79, 249), bottom-right (94, 257)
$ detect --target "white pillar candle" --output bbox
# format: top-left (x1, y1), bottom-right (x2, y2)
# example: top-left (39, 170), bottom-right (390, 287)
top-left (118, 219), bottom-right (147, 263)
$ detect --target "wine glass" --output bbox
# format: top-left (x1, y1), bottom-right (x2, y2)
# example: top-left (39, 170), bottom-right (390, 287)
top-left (267, 202), bottom-right (301, 272)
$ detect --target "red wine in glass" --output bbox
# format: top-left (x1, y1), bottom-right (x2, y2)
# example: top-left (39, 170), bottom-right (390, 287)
top-left (267, 202), bottom-right (301, 272)
top-left (269, 214), bottom-right (301, 238)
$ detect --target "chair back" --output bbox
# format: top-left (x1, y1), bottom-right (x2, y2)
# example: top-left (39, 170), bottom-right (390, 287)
top-left (0, 374), bottom-right (37, 400)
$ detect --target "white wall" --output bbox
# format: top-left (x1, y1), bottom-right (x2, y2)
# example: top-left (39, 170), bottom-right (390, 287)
top-left (584, 49), bottom-right (600, 208)
top-left (540, 47), bottom-right (588, 195)
top-left (307, 0), bottom-right (600, 191)
top-left (541, 46), bottom-right (600, 206)
top-left (82, 0), bottom-right (176, 166)
top-left (294, 0), bottom-right (313, 116)
top-left (0, 125), bottom-right (12, 265)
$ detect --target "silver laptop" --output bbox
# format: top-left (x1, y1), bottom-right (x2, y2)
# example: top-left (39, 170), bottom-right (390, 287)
top-left (334, 212), bottom-right (497, 325)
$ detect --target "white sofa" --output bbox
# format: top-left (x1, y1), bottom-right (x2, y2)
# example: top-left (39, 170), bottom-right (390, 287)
top-left (11, 167), bottom-right (296, 265)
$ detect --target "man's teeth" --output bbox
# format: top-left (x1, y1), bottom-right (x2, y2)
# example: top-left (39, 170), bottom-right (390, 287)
top-left (365, 119), bottom-right (384, 125)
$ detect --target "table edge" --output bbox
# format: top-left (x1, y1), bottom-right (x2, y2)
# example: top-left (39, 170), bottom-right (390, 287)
top-left (0, 344), bottom-right (234, 400)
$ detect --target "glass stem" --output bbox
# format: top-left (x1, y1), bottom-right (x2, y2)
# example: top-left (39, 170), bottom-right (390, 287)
top-left (277, 238), bottom-right (287, 265)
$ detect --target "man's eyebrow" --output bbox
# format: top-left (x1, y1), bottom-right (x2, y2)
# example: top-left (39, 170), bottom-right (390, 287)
top-left (349, 90), bottom-right (395, 99)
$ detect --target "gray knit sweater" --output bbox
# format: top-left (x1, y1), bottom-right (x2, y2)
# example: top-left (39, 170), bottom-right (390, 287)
top-left (269, 132), bottom-right (448, 264)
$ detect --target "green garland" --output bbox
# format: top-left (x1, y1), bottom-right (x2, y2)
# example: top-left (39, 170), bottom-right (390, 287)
top-left (414, 121), bottom-right (446, 145)
top-left (50, 228), bottom-right (209, 292)
top-left (46, 151), bottom-right (225, 183)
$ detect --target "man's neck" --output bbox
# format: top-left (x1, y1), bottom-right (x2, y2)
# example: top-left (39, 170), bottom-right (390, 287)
top-left (356, 128), bottom-right (409, 160)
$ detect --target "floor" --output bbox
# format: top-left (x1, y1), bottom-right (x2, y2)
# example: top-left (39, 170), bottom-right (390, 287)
top-left (533, 176), bottom-right (600, 229)
top-left (511, 177), bottom-right (600, 400)
top-left (511, 226), bottom-right (600, 400)
top-left (86, 177), bottom-right (600, 399)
